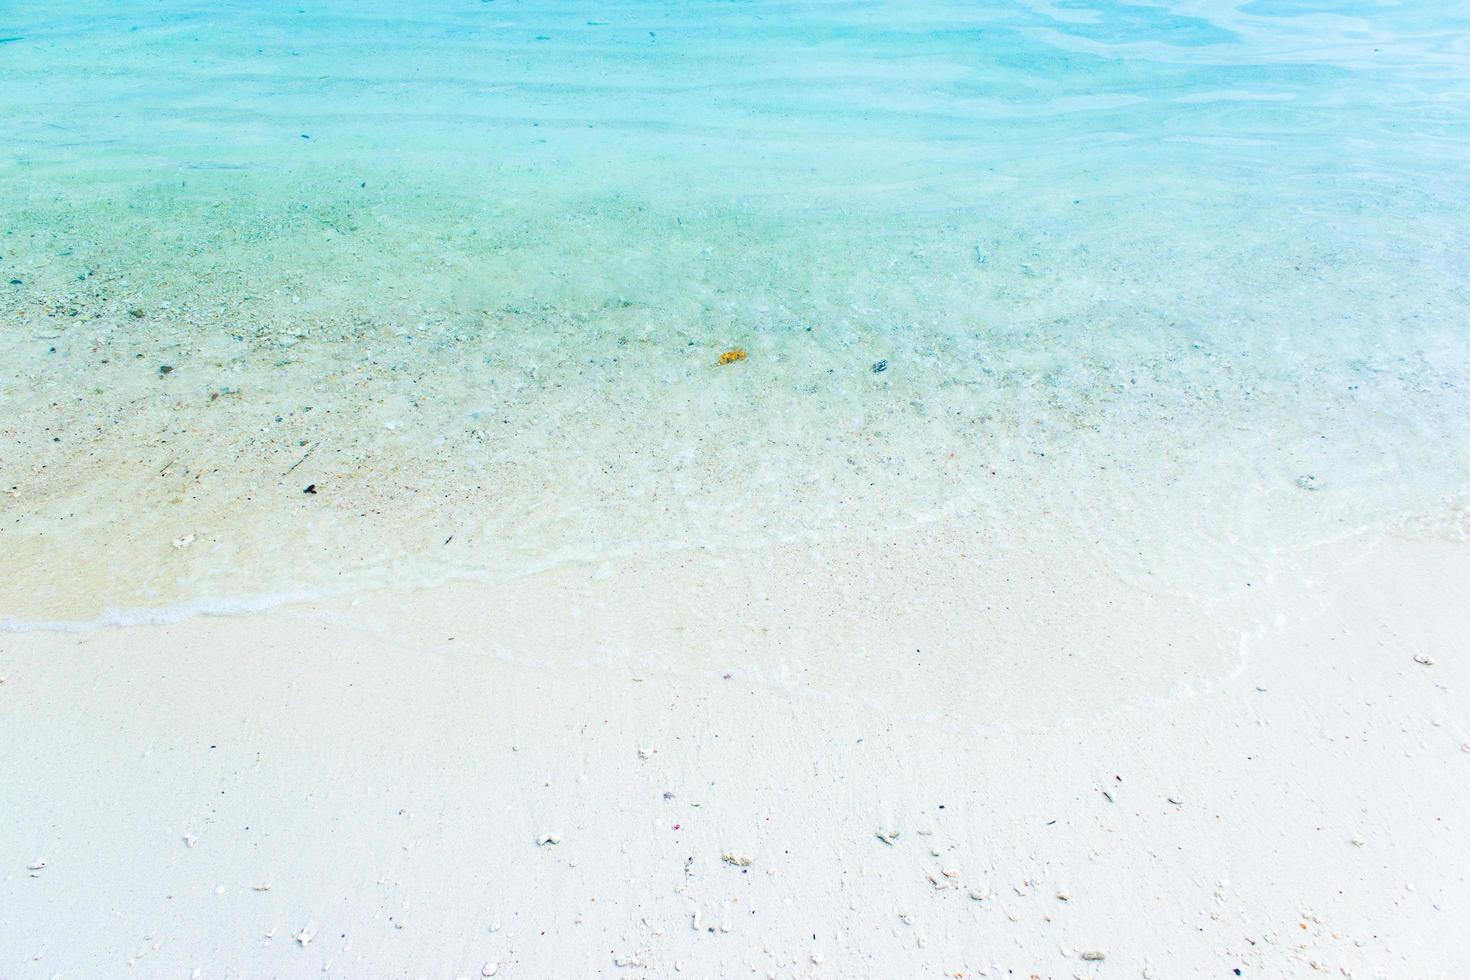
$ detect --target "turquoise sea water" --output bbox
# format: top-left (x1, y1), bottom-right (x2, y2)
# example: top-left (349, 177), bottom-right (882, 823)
top-left (2, 1), bottom-right (1468, 622)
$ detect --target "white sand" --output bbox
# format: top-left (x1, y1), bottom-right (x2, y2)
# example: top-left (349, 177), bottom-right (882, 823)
top-left (3, 528), bottom-right (1467, 978)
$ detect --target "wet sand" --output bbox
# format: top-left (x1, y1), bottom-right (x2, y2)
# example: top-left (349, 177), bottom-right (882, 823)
top-left (4, 531), bottom-right (1467, 977)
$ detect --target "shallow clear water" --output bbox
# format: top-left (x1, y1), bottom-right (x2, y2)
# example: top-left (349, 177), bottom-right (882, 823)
top-left (3, 0), bottom-right (1468, 622)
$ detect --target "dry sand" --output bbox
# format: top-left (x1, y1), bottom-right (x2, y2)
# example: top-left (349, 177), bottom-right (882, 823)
top-left (2, 527), bottom-right (1467, 978)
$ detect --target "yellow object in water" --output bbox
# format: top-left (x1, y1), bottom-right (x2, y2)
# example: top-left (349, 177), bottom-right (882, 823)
top-left (717, 348), bottom-right (748, 365)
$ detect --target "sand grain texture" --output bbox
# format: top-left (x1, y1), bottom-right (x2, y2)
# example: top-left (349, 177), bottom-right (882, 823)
top-left (3, 534), bottom-right (1467, 977)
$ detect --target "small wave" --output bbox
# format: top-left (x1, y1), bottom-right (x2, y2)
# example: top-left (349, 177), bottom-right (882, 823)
top-left (0, 589), bottom-right (328, 634)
